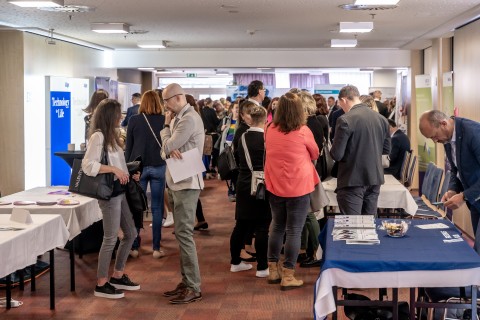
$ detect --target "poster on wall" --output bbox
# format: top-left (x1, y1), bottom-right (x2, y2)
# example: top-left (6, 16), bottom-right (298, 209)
top-left (442, 72), bottom-right (455, 116)
top-left (395, 72), bottom-right (408, 134)
top-left (415, 74), bottom-right (436, 172)
top-left (313, 84), bottom-right (345, 100)
top-left (49, 77), bottom-right (89, 186)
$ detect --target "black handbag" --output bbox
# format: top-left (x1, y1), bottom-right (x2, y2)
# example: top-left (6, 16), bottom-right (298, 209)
top-left (68, 148), bottom-right (114, 200)
top-left (217, 144), bottom-right (238, 180)
top-left (318, 138), bottom-right (335, 180)
top-left (125, 179), bottom-right (148, 229)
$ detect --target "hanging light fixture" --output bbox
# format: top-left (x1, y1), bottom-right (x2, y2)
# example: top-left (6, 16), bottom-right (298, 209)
top-left (331, 39), bottom-right (358, 48)
top-left (91, 23), bottom-right (130, 34)
top-left (8, 0), bottom-right (64, 7)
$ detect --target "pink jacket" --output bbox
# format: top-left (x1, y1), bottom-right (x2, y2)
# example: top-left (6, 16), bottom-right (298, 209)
top-left (265, 125), bottom-right (320, 197)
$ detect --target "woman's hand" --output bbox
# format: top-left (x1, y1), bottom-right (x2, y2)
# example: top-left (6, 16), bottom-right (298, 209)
top-left (112, 167), bottom-right (130, 185)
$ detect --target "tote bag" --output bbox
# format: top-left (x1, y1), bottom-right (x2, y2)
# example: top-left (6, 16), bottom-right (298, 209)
top-left (69, 148), bottom-right (114, 200)
top-left (217, 144), bottom-right (238, 180)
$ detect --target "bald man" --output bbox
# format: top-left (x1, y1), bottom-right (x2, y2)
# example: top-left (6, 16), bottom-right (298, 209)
top-left (160, 83), bottom-right (205, 303)
top-left (419, 110), bottom-right (480, 254)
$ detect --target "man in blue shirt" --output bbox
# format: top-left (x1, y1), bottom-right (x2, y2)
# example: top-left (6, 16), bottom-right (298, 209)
top-left (121, 93), bottom-right (141, 127)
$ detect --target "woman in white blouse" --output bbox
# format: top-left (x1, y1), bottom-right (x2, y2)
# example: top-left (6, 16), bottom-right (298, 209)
top-left (82, 99), bottom-right (139, 299)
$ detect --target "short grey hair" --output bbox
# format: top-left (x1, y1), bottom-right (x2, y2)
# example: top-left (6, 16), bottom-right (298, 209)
top-left (424, 110), bottom-right (449, 127)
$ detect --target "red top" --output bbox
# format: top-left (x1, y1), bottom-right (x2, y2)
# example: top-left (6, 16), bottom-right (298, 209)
top-left (265, 125), bottom-right (320, 197)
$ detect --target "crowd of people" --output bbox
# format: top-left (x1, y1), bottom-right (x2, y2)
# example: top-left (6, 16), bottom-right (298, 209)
top-left (80, 79), bottom-right (414, 302)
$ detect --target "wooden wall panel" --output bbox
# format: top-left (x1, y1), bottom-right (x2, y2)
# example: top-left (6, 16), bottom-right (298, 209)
top-left (0, 31), bottom-right (25, 196)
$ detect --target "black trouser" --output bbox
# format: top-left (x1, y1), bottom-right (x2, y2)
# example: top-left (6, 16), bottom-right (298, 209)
top-left (230, 218), bottom-right (271, 271)
top-left (195, 199), bottom-right (205, 222)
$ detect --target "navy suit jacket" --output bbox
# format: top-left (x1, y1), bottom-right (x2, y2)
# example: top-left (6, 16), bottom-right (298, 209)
top-left (384, 129), bottom-right (410, 179)
top-left (121, 104), bottom-right (140, 127)
top-left (444, 117), bottom-right (480, 212)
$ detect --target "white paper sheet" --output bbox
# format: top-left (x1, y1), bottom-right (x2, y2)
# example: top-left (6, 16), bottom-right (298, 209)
top-left (165, 148), bottom-right (206, 183)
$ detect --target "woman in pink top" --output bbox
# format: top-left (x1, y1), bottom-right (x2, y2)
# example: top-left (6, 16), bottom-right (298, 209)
top-left (264, 92), bottom-right (319, 290)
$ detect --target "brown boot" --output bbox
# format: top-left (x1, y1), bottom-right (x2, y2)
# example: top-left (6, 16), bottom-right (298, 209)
top-left (280, 267), bottom-right (303, 291)
top-left (267, 262), bottom-right (281, 284)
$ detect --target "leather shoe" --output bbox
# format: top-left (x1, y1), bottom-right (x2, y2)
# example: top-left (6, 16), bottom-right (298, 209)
top-left (300, 257), bottom-right (321, 268)
top-left (163, 283), bottom-right (187, 297)
top-left (169, 288), bottom-right (202, 304)
top-left (194, 221), bottom-right (208, 230)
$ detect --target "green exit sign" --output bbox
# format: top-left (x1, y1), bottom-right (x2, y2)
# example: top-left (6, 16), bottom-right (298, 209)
top-left (186, 73), bottom-right (197, 78)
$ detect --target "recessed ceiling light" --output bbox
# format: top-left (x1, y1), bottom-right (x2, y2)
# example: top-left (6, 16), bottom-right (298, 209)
top-left (8, 0), bottom-right (63, 7)
top-left (354, 0), bottom-right (399, 5)
top-left (91, 23), bottom-right (130, 34)
top-left (339, 22), bottom-right (373, 33)
top-left (331, 39), bottom-right (358, 48)
top-left (137, 41), bottom-right (166, 49)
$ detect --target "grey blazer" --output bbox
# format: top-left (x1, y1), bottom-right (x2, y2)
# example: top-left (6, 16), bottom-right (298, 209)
top-left (160, 103), bottom-right (205, 191)
top-left (330, 103), bottom-right (391, 189)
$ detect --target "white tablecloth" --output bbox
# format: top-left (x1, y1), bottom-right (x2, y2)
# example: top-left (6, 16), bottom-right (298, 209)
top-left (0, 186), bottom-right (102, 240)
top-left (0, 214), bottom-right (69, 278)
top-left (321, 175), bottom-right (418, 215)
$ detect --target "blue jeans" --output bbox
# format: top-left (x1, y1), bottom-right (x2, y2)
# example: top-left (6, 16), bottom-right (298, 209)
top-left (267, 193), bottom-right (310, 269)
top-left (132, 165), bottom-right (166, 251)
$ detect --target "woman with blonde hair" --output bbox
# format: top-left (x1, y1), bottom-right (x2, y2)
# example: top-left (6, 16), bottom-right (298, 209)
top-left (265, 92), bottom-right (319, 290)
top-left (83, 99), bottom-right (139, 298)
top-left (360, 94), bottom-right (378, 112)
top-left (125, 90), bottom-right (166, 259)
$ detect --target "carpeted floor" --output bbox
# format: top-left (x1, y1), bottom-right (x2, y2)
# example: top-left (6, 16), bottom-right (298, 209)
top-left (1, 179), bottom-right (328, 319)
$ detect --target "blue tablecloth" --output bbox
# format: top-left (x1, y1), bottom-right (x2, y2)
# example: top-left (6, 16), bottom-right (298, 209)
top-left (319, 219), bottom-right (480, 273)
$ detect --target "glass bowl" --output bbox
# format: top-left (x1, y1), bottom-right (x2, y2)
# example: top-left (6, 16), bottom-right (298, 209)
top-left (382, 219), bottom-right (409, 238)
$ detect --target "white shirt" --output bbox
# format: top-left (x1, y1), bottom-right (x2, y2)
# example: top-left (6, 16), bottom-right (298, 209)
top-left (449, 123), bottom-right (461, 182)
top-left (82, 131), bottom-right (128, 179)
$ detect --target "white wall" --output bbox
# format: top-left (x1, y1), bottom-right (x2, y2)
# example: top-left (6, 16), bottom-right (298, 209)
top-left (23, 32), bottom-right (116, 189)
top-left (372, 69), bottom-right (398, 88)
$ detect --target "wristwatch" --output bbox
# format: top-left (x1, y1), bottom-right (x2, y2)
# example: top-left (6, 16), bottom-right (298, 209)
top-left (164, 124), bottom-right (170, 129)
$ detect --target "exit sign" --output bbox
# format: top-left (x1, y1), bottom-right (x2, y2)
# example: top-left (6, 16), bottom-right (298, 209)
top-left (186, 73), bottom-right (197, 78)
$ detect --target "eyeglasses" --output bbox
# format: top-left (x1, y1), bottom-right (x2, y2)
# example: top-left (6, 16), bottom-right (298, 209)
top-left (163, 94), bottom-right (182, 102)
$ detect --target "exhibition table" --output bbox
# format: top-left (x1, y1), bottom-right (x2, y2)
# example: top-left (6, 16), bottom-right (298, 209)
top-left (314, 219), bottom-right (480, 319)
top-left (321, 175), bottom-right (418, 215)
top-left (0, 214), bottom-right (69, 309)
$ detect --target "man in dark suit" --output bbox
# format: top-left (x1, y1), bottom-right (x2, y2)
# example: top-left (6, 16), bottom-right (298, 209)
top-left (419, 110), bottom-right (480, 254)
top-left (330, 85), bottom-right (391, 215)
top-left (384, 119), bottom-right (411, 179)
top-left (121, 93), bottom-right (141, 127)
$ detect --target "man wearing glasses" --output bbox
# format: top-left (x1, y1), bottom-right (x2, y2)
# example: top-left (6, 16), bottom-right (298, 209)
top-left (160, 83), bottom-right (205, 304)
top-left (247, 80), bottom-right (266, 106)
top-left (121, 93), bottom-right (141, 127)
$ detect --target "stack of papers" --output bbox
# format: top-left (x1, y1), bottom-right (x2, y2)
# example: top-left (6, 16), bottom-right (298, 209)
top-left (332, 215), bottom-right (380, 245)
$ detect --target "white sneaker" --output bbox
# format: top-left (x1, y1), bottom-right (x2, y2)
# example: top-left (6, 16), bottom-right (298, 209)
top-left (230, 261), bottom-right (253, 273)
top-left (153, 250), bottom-right (166, 259)
top-left (129, 250), bottom-right (139, 258)
top-left (163, 212), bottom-right (174, 227)
top-left (255, 269), bottom-right (269, 278)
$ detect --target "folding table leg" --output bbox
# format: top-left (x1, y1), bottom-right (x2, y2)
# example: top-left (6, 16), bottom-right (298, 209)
top-left (49, 249), bottom-right (55, 310)
top-left (392, 288), bottom-right (399, 320)
top-left (472, 285), bottom-right (477, 319)
top-left (6, 274), bottom-right (11, 309)
top-left (332, 286), bottom-right (338, 320)
top-left (30, 264), bottom-right (36, 291)
top-left (18, 269), bottom-right (24, 291)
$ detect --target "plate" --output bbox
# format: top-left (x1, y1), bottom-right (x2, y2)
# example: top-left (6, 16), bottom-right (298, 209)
top-left (13, 201), bottom-right (36, 205)
top-left (0, 201), bottom-right (11, 205)
top-left (36, 200), bottom-right (58, 206)
top-left (57, 199), bottom-right (80, 206)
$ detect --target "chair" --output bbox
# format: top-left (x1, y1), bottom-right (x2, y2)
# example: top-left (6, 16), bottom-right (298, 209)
top-left (422, 286), bottom-right (480, 320)
top-left (415, 165), bottom-right (445, 219)
top-left (404, 154), bottom-right (417, 189)
top-left (399, 150), bottom-right (412, 185)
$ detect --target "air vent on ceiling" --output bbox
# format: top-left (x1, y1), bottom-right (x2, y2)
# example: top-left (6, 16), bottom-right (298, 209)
top-left (38, 5), bottom-right (95, 12)
top-left (339, 4), bottom-right (397, 10)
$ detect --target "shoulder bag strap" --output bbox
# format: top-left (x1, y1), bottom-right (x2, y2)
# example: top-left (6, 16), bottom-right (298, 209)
top-left (241, 132), bottom-right (254, 172)
top-left (143, 113), bottom-right (162, 148)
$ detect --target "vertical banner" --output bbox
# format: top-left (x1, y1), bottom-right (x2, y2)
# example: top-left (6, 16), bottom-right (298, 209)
top-left (50, 90), bottom-right (72, 185)
top-left (415, 75), bottom-right (436, 172)
top-left (442, 72), bottom-right (454, 116)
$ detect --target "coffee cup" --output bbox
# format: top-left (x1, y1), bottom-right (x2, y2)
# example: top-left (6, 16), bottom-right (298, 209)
top-left (80, 143), bottom-right (86, 151)
top-left (68, 143), bottom-right (75, 151)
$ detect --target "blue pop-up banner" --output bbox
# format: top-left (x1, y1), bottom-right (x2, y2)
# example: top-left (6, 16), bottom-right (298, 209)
top-left (50, 91), bottom-right (71, 185)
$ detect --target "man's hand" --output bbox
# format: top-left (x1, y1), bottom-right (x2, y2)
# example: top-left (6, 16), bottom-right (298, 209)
top-left (169, 149), bottom-right (182, 159)
top-left (443, 191), bottom-right (465, 210)
top-left (165, 111), bottom-right (173, 125)
top-left (441, 190), bottom-right (457, 202)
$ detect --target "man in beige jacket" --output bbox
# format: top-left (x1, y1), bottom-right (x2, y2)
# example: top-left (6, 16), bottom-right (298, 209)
top-left (160, 83), bottom-right (205, 304)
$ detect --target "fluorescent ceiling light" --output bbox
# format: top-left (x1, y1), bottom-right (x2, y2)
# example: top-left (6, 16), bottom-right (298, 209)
top-left (216, 71), bottom-right (230, 76)
top-left (8, 0), bottom-right (64, 7)
top-left (331, 39), bottom-right (358, 48)
top-left (138, 67), bottom-right (155, 71)
top-left (91, 23), bottom-right (130, 34)
top-left (156, 70), bottom-right (172, 74)
top-left (354, 0), bottom-right (399, 5)
top-left (137, 41), bottom-right (166, 49)
top-left (340, 22), bottom-right (373, 33)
